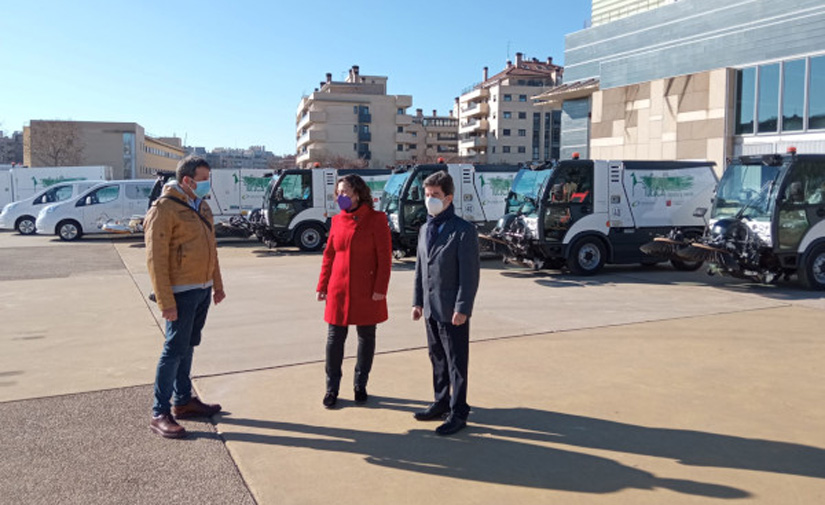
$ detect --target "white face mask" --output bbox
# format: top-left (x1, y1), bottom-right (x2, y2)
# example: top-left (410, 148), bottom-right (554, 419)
top-left (425, 196), bottom-right (444, 216)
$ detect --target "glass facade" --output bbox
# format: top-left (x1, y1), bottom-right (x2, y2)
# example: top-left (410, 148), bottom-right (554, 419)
top-left (736, 55), bottom-right (825, 135)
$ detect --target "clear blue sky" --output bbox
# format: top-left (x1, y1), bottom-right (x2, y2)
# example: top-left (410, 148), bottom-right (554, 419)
top-left (0, 1), bottom-right (591, 155)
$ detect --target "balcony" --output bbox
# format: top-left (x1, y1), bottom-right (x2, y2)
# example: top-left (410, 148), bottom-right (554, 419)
top-left (396, 95), bottom-right (413, 108)
top-left (296, 146), bottom-right (324, 165)
top-left (460, 102), bottom-right (489, 118)
top-left (358, 131), bottom-right (372, 142)
top-left (396, 114), bottom-right (413, 126)
top-left (358, 113), bottom-right (371, 123)
top-left (297, 110), bottom-right (326, 130)
top-left (395, 132), bottom-right (415, 143)
top-left (460, 86), bottom-right (490, 103)
top-left (296, 129), bottom-right (326, 149)
top-left (458, 136), bottom-right (487, 151)
top-left (458, 118), bottom-right (489, 134)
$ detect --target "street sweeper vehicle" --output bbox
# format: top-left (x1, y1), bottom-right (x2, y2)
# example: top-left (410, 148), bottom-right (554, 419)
top-left (379, 163), bottom-right (519, 256)
top-left (492, 159), bottom-right (718, 275)
top-left (647, 149), bottom-right (825, 289)
top-left (255, 167), bottom-right (392, 251)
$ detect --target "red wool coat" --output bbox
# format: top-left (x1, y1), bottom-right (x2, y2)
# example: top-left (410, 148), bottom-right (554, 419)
top-left (316, 204), bottom-right (393, 326)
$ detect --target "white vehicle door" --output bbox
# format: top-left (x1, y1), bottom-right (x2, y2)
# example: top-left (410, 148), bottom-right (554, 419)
top-left (79, 183), bottom-right (123, 232)
top-left (125, 182), bottom-right (154, 218)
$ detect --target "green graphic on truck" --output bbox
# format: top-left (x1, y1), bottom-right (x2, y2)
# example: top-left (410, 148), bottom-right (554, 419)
top-left (631, 172), bottom-right (694, 197)
top-left (34, 176), bottom-right (87, 190)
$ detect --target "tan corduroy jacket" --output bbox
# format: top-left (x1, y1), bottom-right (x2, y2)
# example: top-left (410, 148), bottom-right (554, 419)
top-left (144, 183), bottom-right (223, 311)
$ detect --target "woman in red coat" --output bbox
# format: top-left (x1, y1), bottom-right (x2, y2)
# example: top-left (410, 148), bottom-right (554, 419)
top-left (316, 174), bottom-right (392, 408)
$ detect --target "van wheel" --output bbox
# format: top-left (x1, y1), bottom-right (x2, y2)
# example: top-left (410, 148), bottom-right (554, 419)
top-left (57, 220), bottom-right (83, 241)
top-left (567, 237), bottom-right (606, 276)
top-left (798, 244), bottom-right (825, 290)
top-left (294, 223), bottom-right (325, 252)
top-left (15, 216), bottom-right (36, 235)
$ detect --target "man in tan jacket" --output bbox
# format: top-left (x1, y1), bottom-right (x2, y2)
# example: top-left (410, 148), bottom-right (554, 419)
top-left (145, 155), bottom-right (226, 439)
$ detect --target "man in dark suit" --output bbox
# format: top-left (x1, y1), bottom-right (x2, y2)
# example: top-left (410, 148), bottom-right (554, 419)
top-left (412, 170), bottom-right (480, 436)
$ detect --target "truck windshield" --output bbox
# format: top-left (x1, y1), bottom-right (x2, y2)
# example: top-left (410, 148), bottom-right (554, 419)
top-left (380, 172), bottom-right (411, 214)
top-left (712, 161), bottom-right (781, 219)
top-left (737, 176), bottom-right (781, 222)
top-left (506, 168), bottom-right (552, 215)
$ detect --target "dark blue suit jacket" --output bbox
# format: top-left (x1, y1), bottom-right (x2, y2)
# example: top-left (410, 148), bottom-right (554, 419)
top-left (413, 211), bottom-right (480, 323)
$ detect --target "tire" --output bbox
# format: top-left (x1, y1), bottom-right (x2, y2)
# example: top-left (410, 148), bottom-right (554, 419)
top-left (57, 220), bottom-right (82, 241)
top-left (15, 216), bottom-right (37, 235)
top-left (294, 223), bottom-right (325, 252)
top-left (671, 258), bottom-right (703, 271)
top-left (566, 237), bottom-right (606, 276)
top-left (798, 244), bottom-right (825, 290)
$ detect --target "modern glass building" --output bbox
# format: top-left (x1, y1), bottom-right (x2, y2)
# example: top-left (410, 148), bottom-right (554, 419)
top-left (537, 0), bottom-right (825, 170)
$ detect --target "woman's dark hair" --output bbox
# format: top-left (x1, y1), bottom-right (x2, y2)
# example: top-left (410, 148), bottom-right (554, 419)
top-left (336, 173), bottom-right (373, 209)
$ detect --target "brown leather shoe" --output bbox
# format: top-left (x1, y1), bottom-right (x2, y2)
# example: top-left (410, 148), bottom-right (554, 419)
top-left (172, 397), bottom-right (222, 419)
top-left (150, 413), bottom-right (187, 439)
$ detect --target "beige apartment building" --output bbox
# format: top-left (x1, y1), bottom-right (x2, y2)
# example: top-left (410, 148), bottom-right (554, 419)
top-left (457, 53), bottom-right (563, 164)
top-left (398, 109), bottom-right (459, 164)
top-left (24, 120), bottom-right (184, 179)
top-left (296, 66), bottom-right (415, 168)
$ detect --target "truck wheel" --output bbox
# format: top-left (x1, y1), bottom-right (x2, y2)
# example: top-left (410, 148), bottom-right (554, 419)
top-left (57, 220), bottom-right (83, 241)
top-left (798, 244), bottom-right (825, 290)
top-left (567, 237), bottom-right (606, 276)
top-left (15, 216), bottom-right (37, 235)
top-left (294, 223), bottom-right (325, 252)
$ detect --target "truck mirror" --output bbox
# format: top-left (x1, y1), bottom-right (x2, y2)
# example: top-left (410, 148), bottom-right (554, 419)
top-left (275, 188), bottom-right (284, 200)
top-left (410, 186), bottom-right (421, 200)
top-left (85, 196), bottom-right (94, 206)
top-left (693, 207), bottom-right (707, 217)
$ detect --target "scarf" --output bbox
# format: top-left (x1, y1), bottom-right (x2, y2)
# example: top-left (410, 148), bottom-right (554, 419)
top-left (426, 203), bottom-right (455, 253)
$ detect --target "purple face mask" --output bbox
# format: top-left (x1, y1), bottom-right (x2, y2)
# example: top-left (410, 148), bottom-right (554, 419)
top-left (337, 194), bottom-right (353, 211)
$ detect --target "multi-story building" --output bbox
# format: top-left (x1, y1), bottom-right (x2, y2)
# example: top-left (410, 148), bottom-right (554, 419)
top-left (397, 109), bottom-right (459, 164)
top-left (457, 53), bottom-right (563, 164)
top-left (590, 0), bottom-right (676, 26)
top-left (539, 0), bottom-right (825, 170)
top-left (0, 131), bottom-right (24, 165)
top-left (24, 120), bottom-right (185, 178)
top-left (205, 146), bottom-right (276, 170)
top-left (296, 66), bottom-right (415, 168)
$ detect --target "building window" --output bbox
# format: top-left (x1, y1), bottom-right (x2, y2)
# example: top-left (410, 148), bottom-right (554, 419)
top-left (518, 129), bottom-right (526, 137)
top-left (492, 147), bottom-right (496, 153)
top-left (408, 144), bottom-right (417, 150)
top-left (397, 144), bottom-right (404, 151)
top-left (398, 108), bottom-right (404, 115)
top-left (354, 144), bottom-right (358, 151)
top-left (735, 67), bottom-right (756, 134)
top-left (503, 94), bottom-right (512, 102)
top-left (519, 94), bottom-right (527, 102)
top-left (518, 112), bottom-right (526, 119)
top-left (397, 126), bottom-right (403, 133)
top-left (503, 129), bottom-right (511, 136)
top-left (518, 146), bottom-right (526, 153)
top-left (411, 132), bottom-right (417, 137)
top-left (353, 125), bottom-right (358, 133)
top-left (502, 146), bottom-right (511, 153)
top-left (533, 112), bottom-right (541, 160)
top-left (503, 111), bottom-right (512, 119)
top-left (810, 55), bottom-right (825, 130)
top-left (757, 63), bottom-right (780, 133)
top-left (354, 106), bottom-right (358, 114)
top-left (783, 59), bottom-right (805, 132)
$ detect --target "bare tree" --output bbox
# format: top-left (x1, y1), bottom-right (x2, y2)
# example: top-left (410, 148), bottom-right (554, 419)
top-left (313, 153), bottom-right (369, 169)
top-left (268, 154), bottom-right (297, 171)
top-left (28, 121), bottom-right (85, 166)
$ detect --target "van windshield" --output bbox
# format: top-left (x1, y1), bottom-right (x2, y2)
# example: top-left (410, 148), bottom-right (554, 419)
top-left (712, 161), bottom-right (782, 219)
top-left (380, 172), bottom-right (411, 214)
top-left (506, 168), bottom-right (552, 215)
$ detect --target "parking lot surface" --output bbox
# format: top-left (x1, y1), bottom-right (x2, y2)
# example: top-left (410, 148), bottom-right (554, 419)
top-left (1, 230), bottom-right (823, 504)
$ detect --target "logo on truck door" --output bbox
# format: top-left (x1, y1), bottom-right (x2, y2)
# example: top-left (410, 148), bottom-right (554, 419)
top-left (631, 172), bottom-right (694, 197)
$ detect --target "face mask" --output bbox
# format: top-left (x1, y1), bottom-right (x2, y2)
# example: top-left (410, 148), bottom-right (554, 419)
top-left (192, 180), bottom-right (211, 198)
top-left (425, 196), bottom-right (444, 216)
top-left (337, 194), bottom-right (353, 211)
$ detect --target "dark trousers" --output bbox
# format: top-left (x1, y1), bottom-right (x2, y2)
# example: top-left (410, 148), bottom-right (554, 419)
top-left (153, 287), bottom-right (211, 416)
top-left (425, 316), bottom-right (470, 420)
top-left (325, 324), bottom-right (376, 393)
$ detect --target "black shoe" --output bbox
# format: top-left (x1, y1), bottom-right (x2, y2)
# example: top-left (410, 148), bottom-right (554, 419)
top-left (413, 403), bottom-right (450, 421)
top-left (354, 387), bottom-right (368, 404)
top-left (436, 415), bottom-right (467, 436)
top-left (322, 392), bottom-right (337, 409)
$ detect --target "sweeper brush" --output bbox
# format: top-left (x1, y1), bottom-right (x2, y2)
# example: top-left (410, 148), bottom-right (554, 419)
top-left (639, 237), bottom-right (686, 258)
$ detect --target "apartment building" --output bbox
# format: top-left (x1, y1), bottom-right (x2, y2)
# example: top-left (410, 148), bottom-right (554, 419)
top-left (542, 0), bottom-right (825, 170)
top-left (397, 109), bottom-right (459, 164)
top-left (591, 0), bottom-right (676, 26)
top-left (456, 53), bottom-right (563, 164)
top-left (296, 66), bottom-right (414, 168)
top-left (24, 120), bottom-right (184, 178)
top-left (0, 131), bottom-right (24, 165)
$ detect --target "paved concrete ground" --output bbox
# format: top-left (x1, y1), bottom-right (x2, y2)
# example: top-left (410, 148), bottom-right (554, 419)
top-left (1, 230), bottom-right (824, 504)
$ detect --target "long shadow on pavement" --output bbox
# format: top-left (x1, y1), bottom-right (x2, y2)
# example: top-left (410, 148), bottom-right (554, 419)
top-left (215, 397), bottom-right (803, 498)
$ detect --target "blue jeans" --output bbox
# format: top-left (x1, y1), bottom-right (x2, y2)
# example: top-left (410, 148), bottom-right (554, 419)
top-left (152, 287), bottom-right (211, 416)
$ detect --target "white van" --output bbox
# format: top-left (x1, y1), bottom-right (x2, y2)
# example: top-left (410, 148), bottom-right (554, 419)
top-left (36, 179), bottom-right (156, 241)
top-left (0, 180), bottom-right (105, 234)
